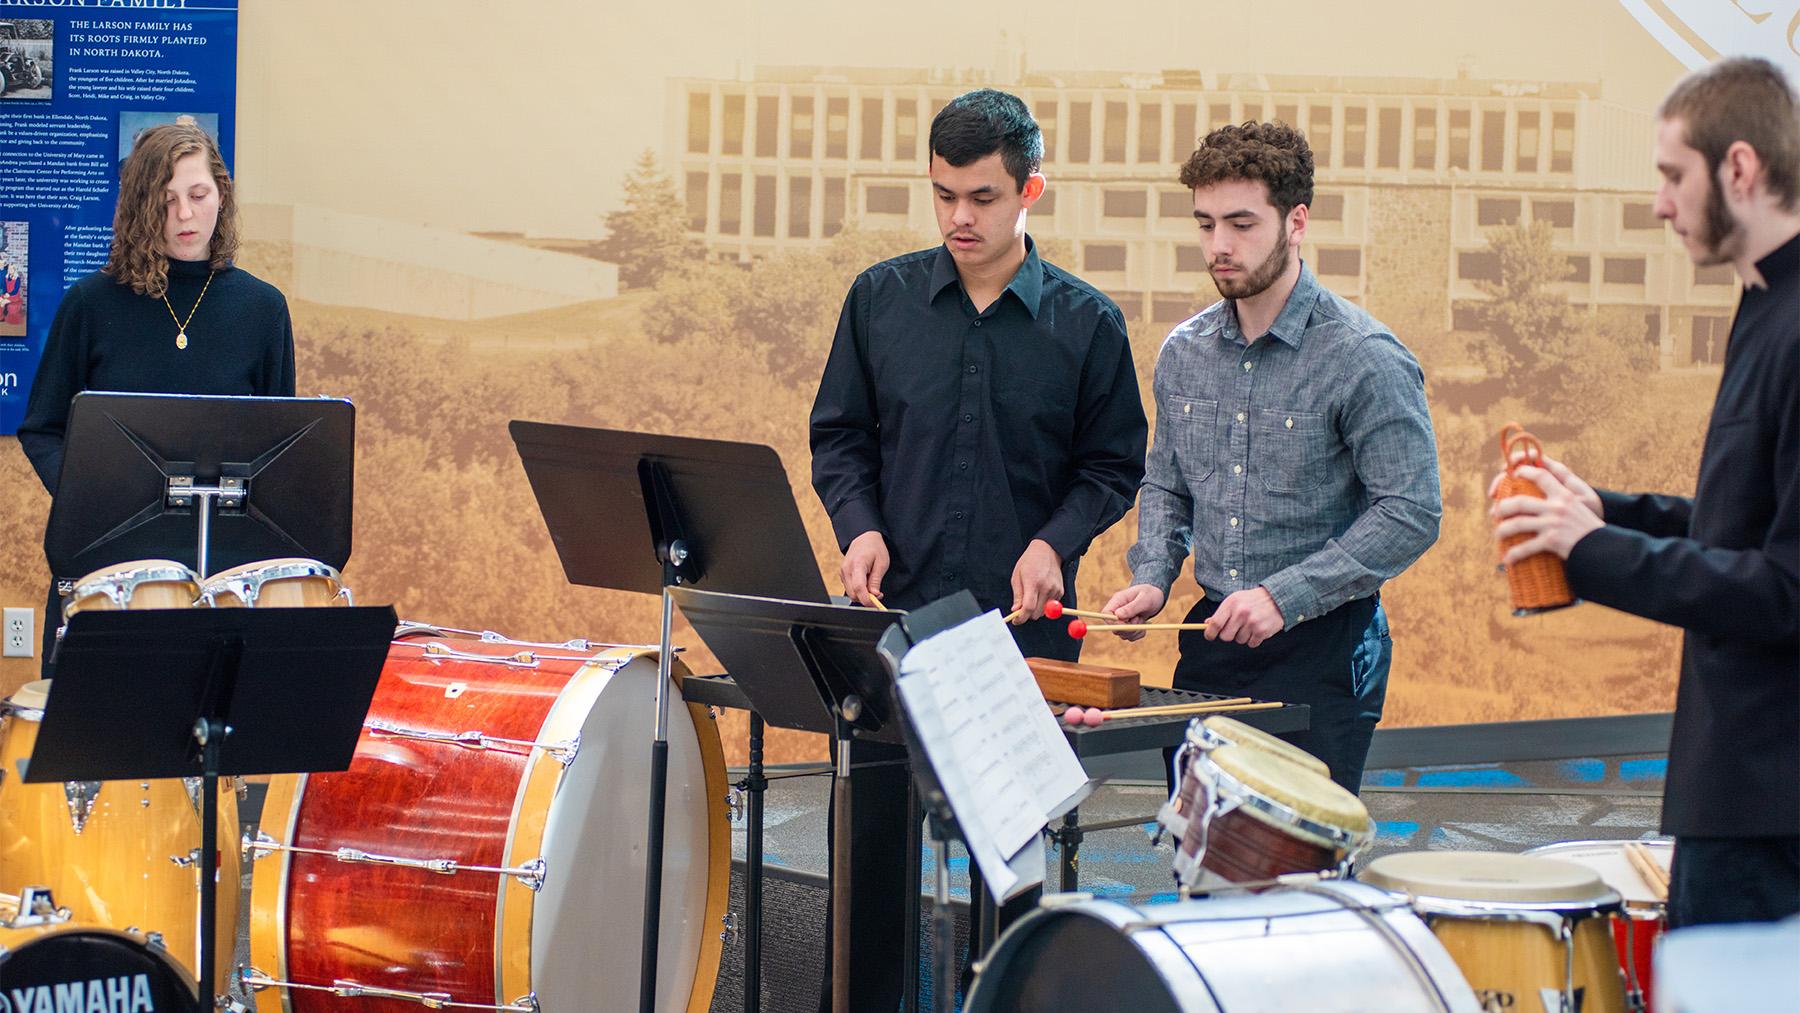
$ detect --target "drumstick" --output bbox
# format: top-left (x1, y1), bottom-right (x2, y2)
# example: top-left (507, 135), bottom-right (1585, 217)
top-left (1107, 697), bottom-right (1251, 715)
top-left (1044, 600), bottom-right (1119, 622)
top-left (1001, 607), bottom-right (1024, 623)
top-left (1068, 619), bottom-right (1208, 638)
top-left (1100, 700), bottom-right (1281, 721)
top-left (1625, 842), bottom-right (1669, 902)
top-left (866, 593), bottom-right (891, 612)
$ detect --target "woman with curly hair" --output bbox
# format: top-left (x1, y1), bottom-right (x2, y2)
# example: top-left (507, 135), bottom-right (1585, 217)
top-left (17, 120), bottom-right (294, 668)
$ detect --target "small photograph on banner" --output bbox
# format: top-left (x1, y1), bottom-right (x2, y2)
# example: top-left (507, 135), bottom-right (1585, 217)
top-left (119, 111), bottom-right (222, 162)
top-left (0, 18), bottom-right (54, 101)
top-left (0, 221), bottom-right (27, 338)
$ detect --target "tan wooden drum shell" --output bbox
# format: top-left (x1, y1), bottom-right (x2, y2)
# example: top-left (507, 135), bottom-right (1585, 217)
top-left (0, 680), bottom-right (241, 993)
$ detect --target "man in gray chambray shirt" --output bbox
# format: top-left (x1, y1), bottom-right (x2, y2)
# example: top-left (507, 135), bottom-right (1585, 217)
top-left (1102, 122), bottom-right (1441, 794)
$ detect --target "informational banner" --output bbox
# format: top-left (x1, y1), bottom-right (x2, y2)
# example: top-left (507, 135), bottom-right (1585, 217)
top-left (0, 1), bottom-right (237, 433)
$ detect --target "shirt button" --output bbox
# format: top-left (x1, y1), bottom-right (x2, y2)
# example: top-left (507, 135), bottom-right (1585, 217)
top-left (967, 364), bottom-right (978, 374)
top-left (962, 412), bottom-right (974, 423)
top-left (974, 320), bottom-right (983, 327)
top-left (1183, 403), bottom-right (1191, 414)
top-left (1228, 568), bottom-right (1238, 578)
top-left (947, 572), bottom-right (958, 581)
top-left (1230, 517), bottom-right (1239, 527)
top-left (958, 461), bottom-right (969, 471)
top-left (1236, 411), bottom-right (1246, 423)
top-left (1296, 614), bottom-right (1306, 622)
top-left (1232, 464), bottom-right (1242, 475)
top-left (1285, 417), bottom-right (1294, 429)
top-left (953, 510), bottom-right (964, 520)
top-left (1243, 361), bottom-right (1254, 372)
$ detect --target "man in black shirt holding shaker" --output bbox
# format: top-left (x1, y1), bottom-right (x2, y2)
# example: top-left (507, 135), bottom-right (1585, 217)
top-left (1491, 57), bottom-right (1799, 929)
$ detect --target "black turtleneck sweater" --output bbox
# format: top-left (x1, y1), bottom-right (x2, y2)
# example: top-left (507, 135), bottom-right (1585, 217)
top-left (1566, 230), bottom-right (1798, 838)
top-left (18, 258), bottom-right (296, 493)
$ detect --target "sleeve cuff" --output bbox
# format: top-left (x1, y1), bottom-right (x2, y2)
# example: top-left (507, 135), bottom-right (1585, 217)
top-left (1258, 570), bottom-right (1320, 630)
top-left (1128, 563), bottom-right (1179, 596)
top-left (828, 499), bottom-right (887, 552)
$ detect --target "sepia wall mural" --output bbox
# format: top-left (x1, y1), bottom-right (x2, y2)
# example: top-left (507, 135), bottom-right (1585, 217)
top-left (4, 0), bottom-right (1794, 764)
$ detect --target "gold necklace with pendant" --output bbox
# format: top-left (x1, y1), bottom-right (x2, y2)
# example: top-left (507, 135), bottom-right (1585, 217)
top-left (160, 270), bottom-right (216, 350)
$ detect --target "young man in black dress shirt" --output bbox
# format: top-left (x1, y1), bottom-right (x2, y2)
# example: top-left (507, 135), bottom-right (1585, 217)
top-left (808, 90), bottom-right (1147, 1005)
top-left (1492, 57), bottom-right (1799, 928)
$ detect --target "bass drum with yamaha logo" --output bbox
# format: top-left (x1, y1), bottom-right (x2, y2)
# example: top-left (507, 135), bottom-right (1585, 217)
top-left (0, 917), bottom-right (196, 1013)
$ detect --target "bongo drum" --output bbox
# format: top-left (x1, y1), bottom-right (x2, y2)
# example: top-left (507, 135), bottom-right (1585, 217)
top-left (198, 557), bottom-right (350, 608)
top-left (0, 680), bottom-right (240, 993)
top-left (1161, 740), bottom-right (1371, 888)
top-left (966, 881), bottom-right (1484, 1012)
top-left (1526, 839), bottom-right (1672, 1011)
top-left (244, 632), bottom-right (729, 1013)
top-left (1361, 851), bottom-right (1628, 1013)
top-left (62, 559), bottom-right (200, 619)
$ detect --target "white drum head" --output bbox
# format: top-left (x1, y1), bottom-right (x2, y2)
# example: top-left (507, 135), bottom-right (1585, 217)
top-left (530, 653), bottom-right (716, 1010)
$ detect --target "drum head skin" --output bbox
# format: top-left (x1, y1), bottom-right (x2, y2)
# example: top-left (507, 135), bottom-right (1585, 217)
top-left (1202, 715), bottom-right (1331, 777)
top-left (1208, 743), bottom-right (1371, 833)
top-left (7, 679), bottom-right (51, 712)
top-left (0, 927), bottom-right (197, 1012)
top-left (1362, 851), bottom-right (1616, 904)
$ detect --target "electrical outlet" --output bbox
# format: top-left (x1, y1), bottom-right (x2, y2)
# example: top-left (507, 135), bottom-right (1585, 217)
top-left (3, 607), bottom-right (32, 658)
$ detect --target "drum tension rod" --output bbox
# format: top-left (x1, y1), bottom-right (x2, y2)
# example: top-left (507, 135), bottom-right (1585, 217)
top-left (364, 719), bottom-right (580, 767)
top-left (244, 832), bottom-right (547, 892)
top-left (239, 970), bottom-right (539, 1012)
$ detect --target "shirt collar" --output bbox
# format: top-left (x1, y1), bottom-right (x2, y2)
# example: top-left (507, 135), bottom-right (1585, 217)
top-left (1218, 259), bottom-right (1318, 349)
top-left (1753, 229), bottom-right (1800, 289)
top-left (928, 234), bottom-right (1045, 318)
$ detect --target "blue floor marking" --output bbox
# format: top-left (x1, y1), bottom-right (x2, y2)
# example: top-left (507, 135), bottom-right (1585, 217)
top-left (1560, 758), bottom-right (1607, 783)
top-left (1377, 819), bottom-right (1420, 843)
top-left (1364, 769), bottom-right (1407, 787)
top-left (1619, 758), bottom-right (1667, 782)
top-left (1417, 768), bottom-right (1528, 788)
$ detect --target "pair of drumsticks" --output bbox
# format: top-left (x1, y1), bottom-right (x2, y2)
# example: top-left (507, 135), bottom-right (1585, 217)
top-left (1625, 841), bottom-right (1671, 902)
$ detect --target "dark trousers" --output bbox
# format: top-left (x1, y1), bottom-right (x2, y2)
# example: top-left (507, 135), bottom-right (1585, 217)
top-left (1668, 835), bottom-right (1800, 929)
top-left (1167, 596), bottom-right (1388, 796)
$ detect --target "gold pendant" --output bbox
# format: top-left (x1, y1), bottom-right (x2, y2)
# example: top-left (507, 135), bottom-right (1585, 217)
top-left (176, 331), bottom-right (188, 350)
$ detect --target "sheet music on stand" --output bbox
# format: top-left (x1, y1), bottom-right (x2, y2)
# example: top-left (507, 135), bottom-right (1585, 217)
top-left (895, 609), bottom-right (1094, 902)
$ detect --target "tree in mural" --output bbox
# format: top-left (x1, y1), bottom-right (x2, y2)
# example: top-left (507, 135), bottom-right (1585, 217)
top-left (596, 150), bottom-right (703, 289)
top-left (1472, 220), bottom-right (1654, 427)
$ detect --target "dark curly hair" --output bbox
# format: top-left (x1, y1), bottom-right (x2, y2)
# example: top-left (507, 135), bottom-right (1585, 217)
top-left (104, 121), bottom-right (240, 299)
top-left (1177, 121), bottom-right (1315, 218)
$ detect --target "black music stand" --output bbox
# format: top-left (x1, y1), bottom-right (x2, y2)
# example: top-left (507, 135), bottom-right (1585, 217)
top-left (46, 392), bottom-right (355, 582)
top-left (29, 605), bottom-right (397, 1013)
top-left (509, 422), bottom-right (827, 1013)
top-left (875, 591), bottom-right (982, 1013)
top-left (671, 587), bottom-right (909, 1013)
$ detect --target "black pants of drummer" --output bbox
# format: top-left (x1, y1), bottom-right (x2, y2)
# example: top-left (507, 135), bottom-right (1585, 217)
top-left (1165, 595), bottom-right (1387, 797)
top-left (1668, 835), bottom-right (1800, 929)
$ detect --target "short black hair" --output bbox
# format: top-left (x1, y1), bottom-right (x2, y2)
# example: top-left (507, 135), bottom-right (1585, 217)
top-left (928, 89), bottom-right (1043, 191)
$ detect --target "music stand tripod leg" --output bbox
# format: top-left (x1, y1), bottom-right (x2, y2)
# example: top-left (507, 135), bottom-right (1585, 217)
top-left (639, 577), bottom-right (680, 1013)
top-left (743, 711), bottom-right (766, 1012)
top-left (830, 707), bottom-right (856, 1013)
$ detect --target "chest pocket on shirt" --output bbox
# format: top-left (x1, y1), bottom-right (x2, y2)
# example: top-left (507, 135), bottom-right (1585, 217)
top-left (1163, 393), bottom-right (1217, 482)
top-left (1255, 409), bottom-right (1330, 493)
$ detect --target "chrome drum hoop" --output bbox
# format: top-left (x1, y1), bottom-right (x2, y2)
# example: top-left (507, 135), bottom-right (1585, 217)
top-left (70, 563), bottom-right (200, 610)
top-left (1194, 750), bottom-right (1374, 858)
top-left (200, 559), bottom-right (348, 607)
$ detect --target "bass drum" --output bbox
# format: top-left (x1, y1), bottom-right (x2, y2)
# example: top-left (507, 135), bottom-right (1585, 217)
top-left (0, 919), bottom-right (196, 1013)
top-left (245, 634), bottom-right (730, 1013)
top-left (966, 882), bottom-right (1483, 1013)
top-left (0, 679), bottom-right (239, 992)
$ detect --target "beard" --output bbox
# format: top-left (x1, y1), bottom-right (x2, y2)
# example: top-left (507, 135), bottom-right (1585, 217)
top-left (1693, 172), bottom-right (1742, 266)
top-left (1210, 226), bottom-right (1292, 300)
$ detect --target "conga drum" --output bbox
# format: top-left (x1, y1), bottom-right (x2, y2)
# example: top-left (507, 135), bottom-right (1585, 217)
top-left (244, 632), bottom-right (730, 1013)
top-left (1361, 851), bottom-right (1628, 1013)
top-left (966, 881), bottom-right (1484, 1011)
top-left (0, 679), bottom-right (240, 993)
top-left (199, 557), bottom-right (350, 608)
top-left (1161, 740), bottom-right (1371, 889)
top-left (1193, 714), bottom-right (1331, 778)
top-left (1526, 839), bottom-right (1673, 1010)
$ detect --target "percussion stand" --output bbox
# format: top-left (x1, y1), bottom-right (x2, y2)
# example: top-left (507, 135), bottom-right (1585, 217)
top-left (509, 423), bottom-right (831, 1013)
